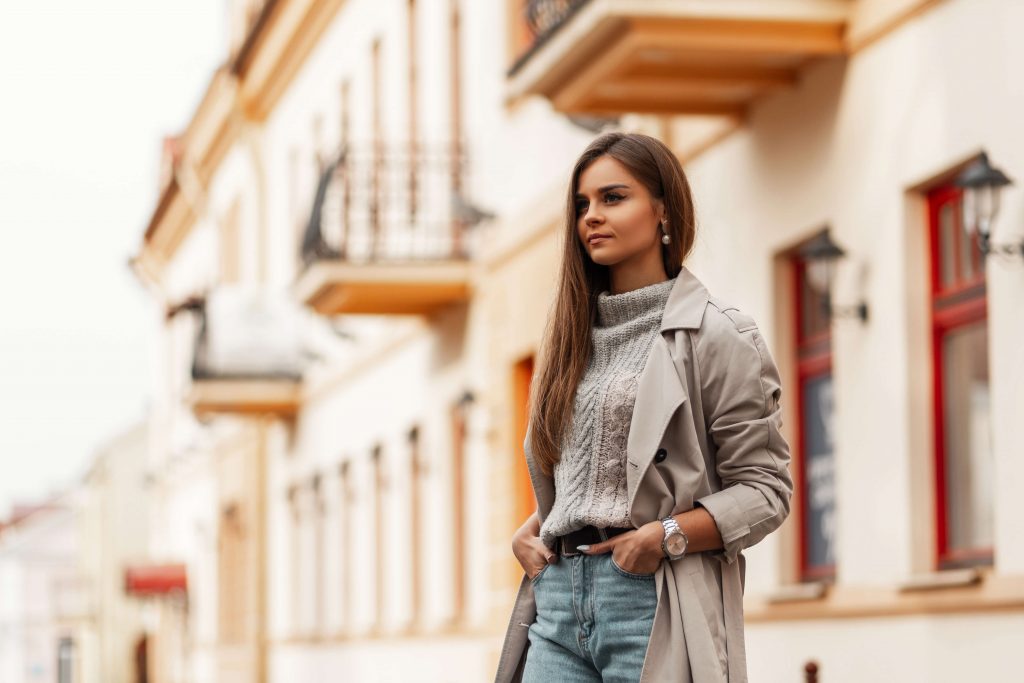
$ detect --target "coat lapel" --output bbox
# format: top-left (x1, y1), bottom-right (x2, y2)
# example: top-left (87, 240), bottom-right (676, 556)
top-left (626, 265), bottom-right (710, 526)
top-left (625, 333), bottom-right (686, 518)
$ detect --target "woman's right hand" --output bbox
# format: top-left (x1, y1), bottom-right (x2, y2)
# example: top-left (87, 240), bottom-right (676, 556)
top-left (512, 512), bottom-right (557, 580)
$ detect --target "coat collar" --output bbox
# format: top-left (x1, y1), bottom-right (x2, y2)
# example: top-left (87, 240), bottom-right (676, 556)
top-left (660, 264), bottom-right (710, 332)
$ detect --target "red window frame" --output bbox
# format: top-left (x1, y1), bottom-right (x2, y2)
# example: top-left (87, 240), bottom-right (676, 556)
top-left (926, 184), bottom-right (993, 569)
top-left (792, 255), bottom-right (836, 583)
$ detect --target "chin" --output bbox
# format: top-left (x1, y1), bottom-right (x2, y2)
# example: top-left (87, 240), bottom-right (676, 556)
top-left (589, 250), bottom-right (623, 266)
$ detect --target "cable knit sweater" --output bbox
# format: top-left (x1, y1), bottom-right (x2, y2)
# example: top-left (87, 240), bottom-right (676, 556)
top-left (538, 275), bottom-right (677, 550)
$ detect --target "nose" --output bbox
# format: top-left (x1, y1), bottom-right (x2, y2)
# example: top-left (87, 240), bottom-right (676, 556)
top-left (582, 201), bottom-right (603, 226)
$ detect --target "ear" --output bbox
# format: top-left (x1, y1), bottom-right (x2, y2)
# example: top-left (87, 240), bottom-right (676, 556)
top-left (653, 197), bottom-right (667, 225)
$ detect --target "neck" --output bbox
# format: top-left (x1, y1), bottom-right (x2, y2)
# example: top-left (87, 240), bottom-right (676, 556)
top-left (607, 261), bottom-right (669, 295)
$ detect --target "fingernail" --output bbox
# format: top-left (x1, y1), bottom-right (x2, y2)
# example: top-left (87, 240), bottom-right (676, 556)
top-left (576, 544), bottom-right (590, 552)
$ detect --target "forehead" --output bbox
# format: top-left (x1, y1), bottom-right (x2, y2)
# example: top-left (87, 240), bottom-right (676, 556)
top-left (576, 156), bottom-right (638, 193)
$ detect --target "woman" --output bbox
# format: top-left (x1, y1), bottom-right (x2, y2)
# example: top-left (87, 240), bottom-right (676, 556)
top-left (494, 132), bottom-right (794, 683)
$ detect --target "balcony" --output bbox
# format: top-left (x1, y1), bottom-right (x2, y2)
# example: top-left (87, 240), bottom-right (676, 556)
top-left (172, 288), bottom-right (304, 418)
top-left (295, 143), bottom-right (486, 316)
top-left (506, 0), bottom-right (849, 116)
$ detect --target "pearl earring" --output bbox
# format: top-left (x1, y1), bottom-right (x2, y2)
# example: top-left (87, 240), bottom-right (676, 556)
top-left (661, 221), bottom-right (671, 245)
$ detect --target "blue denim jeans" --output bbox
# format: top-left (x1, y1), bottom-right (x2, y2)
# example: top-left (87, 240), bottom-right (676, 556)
top-left (521, 551), bottom-right (658, 683)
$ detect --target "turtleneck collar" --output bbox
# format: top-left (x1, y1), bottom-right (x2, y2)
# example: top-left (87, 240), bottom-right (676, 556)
top-left (596, 276), bottom-right (676, 328)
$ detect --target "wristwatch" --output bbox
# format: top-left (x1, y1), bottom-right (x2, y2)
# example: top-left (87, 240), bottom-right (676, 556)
top-left (660, 516), bottom-right (689, 560)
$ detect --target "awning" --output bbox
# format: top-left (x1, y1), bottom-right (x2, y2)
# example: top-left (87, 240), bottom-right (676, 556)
top-left (124, 564), bottom-right (188, 597)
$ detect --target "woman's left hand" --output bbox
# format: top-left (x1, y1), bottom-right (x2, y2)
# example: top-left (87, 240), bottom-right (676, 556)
top-left (578, 521), bottom-right (665, 575)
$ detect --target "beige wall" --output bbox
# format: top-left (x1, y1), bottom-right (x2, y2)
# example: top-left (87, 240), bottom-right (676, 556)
top-left (136, 0), bottom-right (1024, 681)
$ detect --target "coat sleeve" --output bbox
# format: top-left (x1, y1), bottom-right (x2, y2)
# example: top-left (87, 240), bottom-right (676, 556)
top-left (692, 305), bottom-right (794, 565)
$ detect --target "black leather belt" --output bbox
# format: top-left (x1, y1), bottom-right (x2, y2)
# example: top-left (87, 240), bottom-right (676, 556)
top-left (556, 525), bottom-right (634, 557)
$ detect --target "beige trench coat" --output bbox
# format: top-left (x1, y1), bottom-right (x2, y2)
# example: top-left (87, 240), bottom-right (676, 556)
top-left (494, 265), bottom-right (794, 683)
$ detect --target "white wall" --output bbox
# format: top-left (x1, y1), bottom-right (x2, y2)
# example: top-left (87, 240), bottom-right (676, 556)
top-left (686, 0), bottom-right (1024, 587)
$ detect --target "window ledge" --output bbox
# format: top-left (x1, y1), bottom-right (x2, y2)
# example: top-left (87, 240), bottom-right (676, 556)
top-left (760, 581), bottom-right (830, 604)
top-left (745, 568), bottom-right (1024, 622)
top-left (897, 568), bottom-right (981, 593)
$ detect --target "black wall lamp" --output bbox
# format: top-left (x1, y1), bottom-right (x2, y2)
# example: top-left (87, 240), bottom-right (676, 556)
top-left (955, 151), bottom-right (1019, 260)
top-left (799, 228), bottom-right (869, 323)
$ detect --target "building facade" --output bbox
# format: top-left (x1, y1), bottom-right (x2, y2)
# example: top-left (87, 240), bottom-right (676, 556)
top-left (0, 501), bottom-right (80, 683)
top-left (132, 0), bottom-right (1024, 681)
top-left (74, 422), bottom-right (152, 683)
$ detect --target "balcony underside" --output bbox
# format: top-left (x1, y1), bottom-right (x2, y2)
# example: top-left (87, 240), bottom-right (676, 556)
top-left (188, 378), bottom-right (302, 417)
top-left (508, 0), bottom-right (849, 116)
top-left (295, 260), bottom-right (473, 315)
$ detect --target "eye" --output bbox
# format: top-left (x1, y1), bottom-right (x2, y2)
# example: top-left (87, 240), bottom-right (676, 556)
top-left (604, 192), bottom-right (623, 202)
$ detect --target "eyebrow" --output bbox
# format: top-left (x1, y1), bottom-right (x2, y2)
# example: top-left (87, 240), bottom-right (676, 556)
top-left (574, 183), bottom-right (630, 198)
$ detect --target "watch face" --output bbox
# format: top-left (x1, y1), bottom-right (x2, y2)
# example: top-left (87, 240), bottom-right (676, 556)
top-left (666, 534), bottom-right (687, 556)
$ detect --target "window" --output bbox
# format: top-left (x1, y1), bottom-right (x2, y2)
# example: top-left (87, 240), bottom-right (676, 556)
top-left (792, 248), bottom-right (836, 582)
top-left (57, 636), bottom-right (75, 683)
top-left (219, 199), bottom-right (241, 284)
top-left (286, 484), bottom-right (301, 634)
top-left (311, 474), bottom-right (324, 634)
top-left (337, 460), bottom-right (353, 634)
top-left (371, 444), bottom-right (387, 628)
top-left (513, 355), bottom-right (536, 531)
top-left (927, 184), bottom-right (994, 569)
top-left (218, 502), bottom-right (246, 642)
top-left (408, 426), bottom-right (424, 627)
top-left (297, 481), bottom-right (317, 635)
top-left (449, 401), bottom-right (468, 623)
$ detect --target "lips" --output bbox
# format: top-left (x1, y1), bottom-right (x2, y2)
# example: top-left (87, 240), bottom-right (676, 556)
top-left (588, 233), bottom-right (612, 244)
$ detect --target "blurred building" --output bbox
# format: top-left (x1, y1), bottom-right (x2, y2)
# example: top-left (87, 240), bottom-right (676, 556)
top-left (0, 500), bottom-right (80, 683)
top-left (0, 424), bottom-right (154, 683)
top-left (130, 0), bottom-right (1024, 681)
top-left (75, 422), bottom-right (152, 683)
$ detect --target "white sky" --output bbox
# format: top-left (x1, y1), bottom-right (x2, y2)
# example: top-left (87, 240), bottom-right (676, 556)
top-left (0, 1), bottom-right (226, 518)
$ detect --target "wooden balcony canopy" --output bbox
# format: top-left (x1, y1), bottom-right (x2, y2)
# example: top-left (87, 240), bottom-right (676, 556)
top-left (188, 379), bottom-right (302, 418)
top-left (296, 260), bottom-right (473, 315)
top-left (507, 0), bottom-right (850, 116)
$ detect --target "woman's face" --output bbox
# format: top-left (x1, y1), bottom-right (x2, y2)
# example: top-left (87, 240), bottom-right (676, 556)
top-left (575, 155), bottom-right (665, 269)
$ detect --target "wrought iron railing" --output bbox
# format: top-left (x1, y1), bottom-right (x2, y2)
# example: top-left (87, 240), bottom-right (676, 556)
top-left (300, 142), bottom-right (484, 267)
top-left (509, 0), bottom-right (593, 76)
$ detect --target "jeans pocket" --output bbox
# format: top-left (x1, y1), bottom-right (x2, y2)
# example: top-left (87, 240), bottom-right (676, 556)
top-left (609, 554), bottom-right (655, 580)
top-left (530, 562), bottom-right (552, 585)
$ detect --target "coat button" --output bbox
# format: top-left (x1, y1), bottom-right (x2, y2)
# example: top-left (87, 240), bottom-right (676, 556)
top-left (654, 448), bottom-right (668, 463)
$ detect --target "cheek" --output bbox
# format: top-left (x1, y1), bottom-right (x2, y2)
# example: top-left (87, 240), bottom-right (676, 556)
top-left (617, 206), bottom-right (653, 243)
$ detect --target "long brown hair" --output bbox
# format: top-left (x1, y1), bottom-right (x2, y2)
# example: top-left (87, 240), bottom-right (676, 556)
top-left (527, 132), bottom-right (698, 477)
